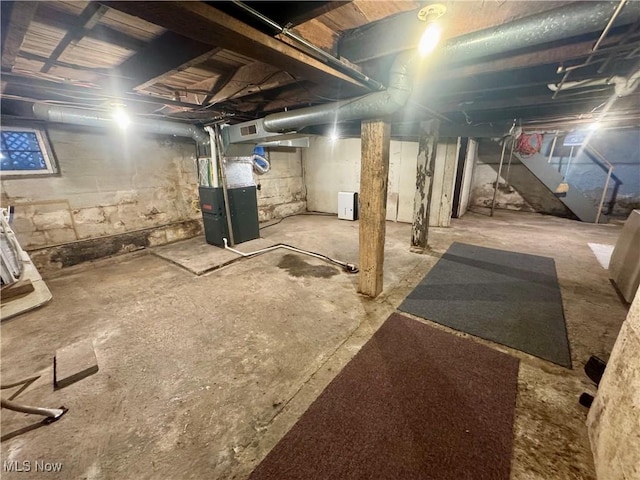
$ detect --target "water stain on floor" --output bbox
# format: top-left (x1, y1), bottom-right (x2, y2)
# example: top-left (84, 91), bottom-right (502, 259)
top-left (277, 254), bottom-right (339, 278)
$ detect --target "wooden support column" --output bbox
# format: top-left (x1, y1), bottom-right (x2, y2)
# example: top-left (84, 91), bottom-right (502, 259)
top-left (411, 119), bottom-right (440, 251)
top-left (358, 119), bottom-right (391, 298)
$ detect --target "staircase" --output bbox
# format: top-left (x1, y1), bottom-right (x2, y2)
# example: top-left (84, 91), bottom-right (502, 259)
top-left (515, 145), bottom-right (613, 224)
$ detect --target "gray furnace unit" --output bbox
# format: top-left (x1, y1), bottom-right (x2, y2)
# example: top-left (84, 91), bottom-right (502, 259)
top-left (199, 186), bottom-right (260, 247)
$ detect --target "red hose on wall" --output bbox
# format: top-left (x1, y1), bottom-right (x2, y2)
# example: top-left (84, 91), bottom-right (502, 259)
top-left (515, 133), bottom-right (543, 156)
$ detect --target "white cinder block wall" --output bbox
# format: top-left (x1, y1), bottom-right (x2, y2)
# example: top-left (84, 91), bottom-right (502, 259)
top-left (303, 136), bottom-right (423, 222)
top-left (587, 286), bottom-right (640, 480)
top-left (256, 147), bottom-right (306, 221)
top-left (1, 126), bottom-right (307, 273)
top-left (302, 135), bottom-right (461, 226)
top-left (1, 127), bottom-right (202, 250)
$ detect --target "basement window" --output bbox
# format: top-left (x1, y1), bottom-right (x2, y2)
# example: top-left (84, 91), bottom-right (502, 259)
top-left (0, 127), bottom-right (58, 177)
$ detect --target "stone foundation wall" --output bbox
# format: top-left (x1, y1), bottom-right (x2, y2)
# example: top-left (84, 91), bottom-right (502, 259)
top-left (256, 148), bottom-right (306, 222)
top-left (587, 286), bottom-right (640, 480)
top-left (2, 126), bottom-right (202, 275)
top-left (1, 126), bottom-right (308, 274)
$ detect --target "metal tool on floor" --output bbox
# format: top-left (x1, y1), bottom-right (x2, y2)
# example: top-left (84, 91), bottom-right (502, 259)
top-left (1, 375), bottom-right (68, 442)
top-left (0, 398), bottom-right (68, 423)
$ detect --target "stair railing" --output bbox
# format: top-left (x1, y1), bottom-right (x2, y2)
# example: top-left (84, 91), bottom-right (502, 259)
top-left (585, 145), bottom-right (615, 224)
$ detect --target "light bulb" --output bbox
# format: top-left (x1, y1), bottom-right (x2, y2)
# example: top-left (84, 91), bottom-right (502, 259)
top-left (419, 22), bottom-right (442, 57)
top-left (112, 107), bottom-right (131, 129)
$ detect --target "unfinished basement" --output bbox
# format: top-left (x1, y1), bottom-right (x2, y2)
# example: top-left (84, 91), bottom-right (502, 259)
top-left (1, 1), bottom-right (639, 479)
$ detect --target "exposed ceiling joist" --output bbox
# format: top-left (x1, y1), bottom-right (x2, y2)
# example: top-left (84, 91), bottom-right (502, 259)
top-left (279, 1), bottom-right (352, 27)
top-left (113, 31), bottom-right (214, 91)
top-left (457, 99), bottom-right (638, 123)
top-left (436, 91), bottom-right (621, 116)
top-left (189, 62), bottom-right (297, 106)
top-left (102, 1), bottom-right (369, 97)
top-left (215, 80), bottom-right (319, 113)
top-left (338, 1), bottom-right (572, 63)
top-left (433, 38), bottom-right (624, 81)
top-left (18, 50), bottom-right (109, 73)
top-left (133, 48), bottom-right (224, 92)
top-left (41, 3), bottom-right (109, 73)
top-left (1, 1), bottom-right (38, 70)
top-left (417, 57), bottom-right (639, 104)
top-left (215, 1), bottom-right (352, 35)
top-left (1, 72), bottom-right (208, 111)
top-left (34, 4), bottom-right (146, 53)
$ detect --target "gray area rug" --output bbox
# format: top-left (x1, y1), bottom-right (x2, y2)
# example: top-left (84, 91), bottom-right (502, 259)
top-left (399, 242), bottom-right (572, 368)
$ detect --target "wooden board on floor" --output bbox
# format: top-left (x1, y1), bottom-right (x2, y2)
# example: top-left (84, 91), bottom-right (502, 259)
top-left (1, 279), bottom-right (34, 303)
top-left (54, 339), bottom-right (99, 389)
top-left (1, 252), bottom-right (52, 322)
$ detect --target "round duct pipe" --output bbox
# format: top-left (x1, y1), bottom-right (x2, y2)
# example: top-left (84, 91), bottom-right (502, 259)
top-left (31, 103), bottom-right (210, 145)
top-left (442, 1), bottom-right (640, 65)
top-left (262, 52), bottom-right (416, 132)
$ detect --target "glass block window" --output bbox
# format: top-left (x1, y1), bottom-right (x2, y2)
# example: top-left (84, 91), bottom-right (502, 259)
top-left (0, 128), bottom-right (57, 176)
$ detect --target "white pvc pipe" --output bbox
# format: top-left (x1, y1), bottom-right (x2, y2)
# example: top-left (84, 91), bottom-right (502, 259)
top-left (222, 238), bottom-right (357, 271)
top-left (205, 126), bottom-right (219, 187)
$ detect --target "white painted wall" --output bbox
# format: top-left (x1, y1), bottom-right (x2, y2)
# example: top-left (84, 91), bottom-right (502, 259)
top-left (455, 138), bottom-right (478, 218)
top-left (429, 139), bottom-right (460, 227)
top-left (256, 148), bottom-right (306, 221)
top-left (302, 135), bottom-right (460, 226)
top-left (1, 126), bottom-right (308, 250)
top-left (1, 127), bottom-right (202, 249)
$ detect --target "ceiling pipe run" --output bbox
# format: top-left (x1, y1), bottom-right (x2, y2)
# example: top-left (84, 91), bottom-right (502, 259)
top-left (263, 52), bottom-right (414, 132)
top-left (441, 1), bottom-right (640, 66)
top-left (31, 103), bottom-right (210, 145)
top-left (222, 51), bottom-right (415, 150)
top-left (230, 0), bottom-right (384, 92)
top-left (225, 1), bottom-right (640, 142)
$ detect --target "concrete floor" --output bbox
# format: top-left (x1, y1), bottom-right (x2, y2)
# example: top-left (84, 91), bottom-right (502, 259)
top-left (0, 209), bottom-right (629, 479)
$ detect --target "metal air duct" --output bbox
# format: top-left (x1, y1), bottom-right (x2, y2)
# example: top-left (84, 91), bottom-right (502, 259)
top-left (225, 1), bottom-right (640, 142)
top-left (223, 51), bottom-right (415, 146)
top-left (32, 104), bottom-right (210, 145)
top-left (441, 1), bottom-right (640, 66)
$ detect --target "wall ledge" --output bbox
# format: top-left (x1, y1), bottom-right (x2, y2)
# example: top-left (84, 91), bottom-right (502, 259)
top-left (29, 219), bottom-right (203, 277)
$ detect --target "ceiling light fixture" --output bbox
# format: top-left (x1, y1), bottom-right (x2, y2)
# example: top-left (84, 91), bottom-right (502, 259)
top-left (417, 3), bottom-right (446, 57)
top-left (112, 106), bottom-right (131, 130)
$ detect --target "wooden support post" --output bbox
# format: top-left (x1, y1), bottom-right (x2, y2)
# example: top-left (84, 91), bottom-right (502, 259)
top-left (358, 119), bottom-right (391, 298)
top-left (411, 119), bottom-right (440, 251)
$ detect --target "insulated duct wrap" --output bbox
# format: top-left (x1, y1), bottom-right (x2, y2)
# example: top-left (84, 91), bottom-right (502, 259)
top-left (31, 104), bottom-right (209, 145)
top-left (262, 52), bottom-right (415, 132)
top-left (442, 1), bottom-right (640, 65)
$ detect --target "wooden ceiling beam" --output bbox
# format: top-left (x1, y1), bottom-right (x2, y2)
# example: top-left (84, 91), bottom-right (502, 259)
top-left (113, 31), bottom-right (214, 91)
top-left (41, 3), bottom-right (109, 73)
top-left (338, 1), bottom-right (571, 63)
top-left (103, 1), bottom-right (368, 97)
top-left (1, 1), bottom-right (38, 70)
top-left (189, 62), bottom-right (297, 106)
top-left (1, 71), bottom-right (208, 110)
top-left (434, 35), bottom-right (629, 81)
top-left (281, 1), bottom-right (352, 27)
top-left (435, 91), bottom-right (618, 115)
top-left (34, 5), bottom-right (146, 52)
